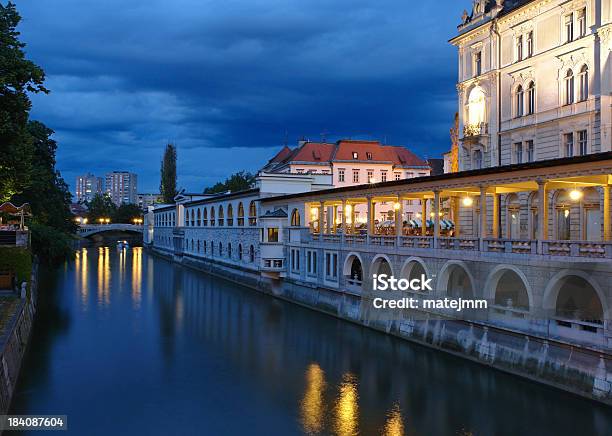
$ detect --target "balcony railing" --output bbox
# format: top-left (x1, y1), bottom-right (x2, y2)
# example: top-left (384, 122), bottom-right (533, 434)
top-left (0, 230), bottom-right (29, 248)
top-left (300, 231), bottom-right (612, 259)
top-left (463, 122), bottom-right (488, 137)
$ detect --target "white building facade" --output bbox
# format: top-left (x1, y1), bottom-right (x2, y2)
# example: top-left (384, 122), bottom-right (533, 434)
top-left (451, 0), bottom-right (611, 171)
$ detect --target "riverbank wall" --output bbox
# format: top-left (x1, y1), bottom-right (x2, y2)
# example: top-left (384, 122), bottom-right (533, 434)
top-left (149, 246), bottom-right (612, 406)
top-left (0, 261), bottom-right (38, 414)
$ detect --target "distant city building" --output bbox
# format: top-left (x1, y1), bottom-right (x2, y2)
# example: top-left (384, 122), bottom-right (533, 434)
top-left (75, 173), bottom-right (103, 203)
top-left (137, 193), bottom-right (163, 210)
top-left (105, 171), bottom-right (138, 206)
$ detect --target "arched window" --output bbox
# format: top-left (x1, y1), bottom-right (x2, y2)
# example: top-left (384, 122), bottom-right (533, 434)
top-left (248, 201), bottom-right (257, 226)
top-left (197, 209), bottom-right (201, 226)
top-left (203, 208), bottom-right (208, 226)
top-left (555, 190), bottom-right (572, 240)
top-left (467, 86), bottom-right (486, 127)
top-left (565, 69), bottom-right (574, 104)
top-left (515, 85), bottom-right (524, 117)
top-left (219, 241), bottom-right (223, 256)
top-left (473, 150), bottom-right (483, 169)
top-left (227, 204), bottom-right (234, 226)
top-left (228, 242), bottom-right (232, 258)
top-left (210, 207), bottom-right (215, 226)
top-left (528, 192), bottom-right (539, 240)
top-left (526, 81), bottom-right (535, 114)
top-left (238, 244), bottom-right (243, 260)
top-left (249, 245), bottom-right (255, 262)
top-left (210, 241), bottom-right (214, 255)
top-left (582, 188), bottom-right (601, 241)
top-left (191, 209), bottom-right (195, 226)
top-left (218, 205), bottom-right (224, 226)
top-left (203, 240), bottom-right (207, 254)
top-left (291, 209), bottom-right (301, 226)
top-left (197, 240), bottom-right (200, 252)
top-left (579, 65), bottom-right (588, 101)
top-left (237, 202), bottom-right (245, 226)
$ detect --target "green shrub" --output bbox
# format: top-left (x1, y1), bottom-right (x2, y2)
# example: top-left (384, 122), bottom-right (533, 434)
top-left (30, 222), bottom-right (74, 264)
top-left (0, 247), bottom-right (32, 284)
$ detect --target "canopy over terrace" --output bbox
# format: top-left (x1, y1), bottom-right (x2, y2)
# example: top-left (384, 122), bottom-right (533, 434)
top-left (0, 202), bottom-right (32, 230)
top-left (263, 152), bottom-right (612, 248)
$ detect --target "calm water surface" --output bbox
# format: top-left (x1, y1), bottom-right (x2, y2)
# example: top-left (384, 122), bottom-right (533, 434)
top-left (9, 246), bottom-right (612, 435)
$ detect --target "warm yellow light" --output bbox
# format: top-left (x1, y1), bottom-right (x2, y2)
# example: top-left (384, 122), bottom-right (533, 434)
top-left (83, 218), bottom-right (88, 224)
top-left (310, 207), bottom-right (318, 220)
top-left (393, 202), bottom-right (400, 210)
top-left (462, 196), bottom-right (474, 207)
top-left (569, 189), bottom-right (583, 201)
top-left (368, 177), bottom-right (376, 184)
top-left (564, 209), bottom-right (570, 218)
top-left (415, 212), bottom-right (421, 218)
top-left (75, 217), bottom-right (81, 223)
top-left (430, 212), bottom-right (434, 217)
top-left (344, 204), bottom-right (352, 216)
top-left (439, 212), bottom-right (443, 217)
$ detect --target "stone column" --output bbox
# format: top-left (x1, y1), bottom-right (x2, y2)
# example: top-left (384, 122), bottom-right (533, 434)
top-left (537, 180), bottom-right (548, 250)
top-left (479, 186), bottom-right (488, 238)
top-left (433, 191), bottom-right (441, 244)
top-left (341, 200), bottom-right (346, 237)
top-left (395, 195), bottom-right (403, 237)
top-left (367, 196), bottom-right (374, 236)
top-left (453, 197), bottom-right (460, 237)
top-left (479, 186), bottom-right (487, 250)
top-left (421, 198), bottom-right (427, 236)
top-left (318, 202), bottom-right (324, 234)
top-left (492, 193), bottom-right (501, 238)
top-left (332, 205), bottom-right (338, 234)
top-left (604, 185), bottom-right (611, 241)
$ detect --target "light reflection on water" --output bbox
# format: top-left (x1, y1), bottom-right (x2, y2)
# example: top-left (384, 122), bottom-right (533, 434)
top-left (10, 246), bottom-right (612, 436)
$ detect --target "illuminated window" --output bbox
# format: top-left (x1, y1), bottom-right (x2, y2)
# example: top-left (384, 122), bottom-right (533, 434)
top-left (565, 70), bottom-right (574, 104)
top-left (527, 31), bottom-right (533, 57)
top-left (578, 8), bottom-right (586, 37)
top-left (267, 227), bottom-right (279, 242)
top-left (515, 85), bottom-right (524, 117)
top-left (565, 13), bottom-right (574, 42)
top-left (527, 82), bottom-right (535, 114)
top-left (352, 152), bottom-right (358, 159)
top-left (579, 65), bottom-right (588, 101)
top-left (564, 133), bottom-right (574, 157)
top-left (578, 130), bottom-right (587, 155)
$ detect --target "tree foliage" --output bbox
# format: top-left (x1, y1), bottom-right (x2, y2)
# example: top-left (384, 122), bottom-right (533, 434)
top-left (112, 203), bottom-right (142, 224)
top-left (160, 143), bottom-right (177, 203)
top-left (204, 171), bottom-right (256, 194)
top-left (0, 3), bottom-right (74, 263)
top-left (0, 2), bottom-right (48, 201)
top-left (87, 194), bottom-right (116, 222)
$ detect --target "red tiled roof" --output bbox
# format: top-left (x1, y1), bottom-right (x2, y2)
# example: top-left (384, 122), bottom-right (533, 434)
top-left (290, 142), bottom-right (335, 162)
top-left (268, 145), bottom-right (292, 163)
top-left (265, 139), bottom-right (429, 169)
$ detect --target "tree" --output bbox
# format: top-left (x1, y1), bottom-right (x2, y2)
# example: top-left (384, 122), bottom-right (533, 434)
top-left (0, 2), bottom-right (48, 201)
top-left (204, 171), bottom-right (256, 194)
top-left (160, 143), bottom-right (177, 203)
top-left (87, 194), bottom-right (116, 223)
top-left (112, 203), bottom-right (142, 224)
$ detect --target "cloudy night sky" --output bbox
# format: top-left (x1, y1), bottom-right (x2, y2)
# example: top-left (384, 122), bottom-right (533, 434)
top-left (14, 0), bottom-right (463, 194)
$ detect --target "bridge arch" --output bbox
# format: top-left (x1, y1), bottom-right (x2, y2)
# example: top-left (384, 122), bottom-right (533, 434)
top-left (370, 254), bottom-right (393, 277)
top-left (484, 265), bottom-right (532, 311)
top-left (400, 257), bottom-right (431, 291)
top-left (437, 260), bottom-right (475, 298)
top-left (343, 252), bottom-right (364, 288)
top-left (543, 270), bottom-right (607, 324)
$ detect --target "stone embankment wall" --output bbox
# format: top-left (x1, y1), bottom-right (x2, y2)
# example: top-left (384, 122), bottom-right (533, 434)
top-left (150, 247), bottom-right (612, 406)
top-left (0, 262), bottom-right (37, 414)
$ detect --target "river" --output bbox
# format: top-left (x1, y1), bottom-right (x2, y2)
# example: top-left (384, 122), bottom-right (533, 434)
top-left (9, 245), bottom-right (612, 435)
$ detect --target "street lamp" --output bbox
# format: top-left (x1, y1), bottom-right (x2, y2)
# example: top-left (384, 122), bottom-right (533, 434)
top-left (569, 188), bottom-right (583, 201)
top-left (462, 196), bottom-right (474, 207)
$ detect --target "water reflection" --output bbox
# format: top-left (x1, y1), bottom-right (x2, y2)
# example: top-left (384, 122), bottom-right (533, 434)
top-left (300, 363), bottom-right (326, 434)
top-left (335, 373), bottom-right (359, 436)
top-left (10, 248), bottom-right (612, 436)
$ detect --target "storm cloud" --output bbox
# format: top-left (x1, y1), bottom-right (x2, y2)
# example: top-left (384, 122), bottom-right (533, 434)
top-left (15, 0), bottom-right (462, 192)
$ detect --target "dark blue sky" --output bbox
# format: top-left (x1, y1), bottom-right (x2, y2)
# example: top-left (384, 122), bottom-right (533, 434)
top-left (15, 0), bottom-right (463, 193)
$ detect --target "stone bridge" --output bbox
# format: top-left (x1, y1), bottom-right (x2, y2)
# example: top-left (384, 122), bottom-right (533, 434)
top-left (77, 224), bottom-right (143, 238)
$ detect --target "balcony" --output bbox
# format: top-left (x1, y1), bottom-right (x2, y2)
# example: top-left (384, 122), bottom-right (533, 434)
top-left (463, 122), bottom-right (488, 138)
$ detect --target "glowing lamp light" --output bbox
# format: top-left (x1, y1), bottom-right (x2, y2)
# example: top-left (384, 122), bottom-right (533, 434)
top-left (415, 212), bottom-right (421, 218)
top-left (310, 207), bottom-right (318, 218)
top-left (393, 202), bottom-right (400, 211)
top-left (569, 189), bottom-right (583, 201)
top-left (564, 209), bottom-right (570, 218)
top-left (344, 204), bottom-right (352, 216)
top-left (462, 196), bottom-right (474, 207)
